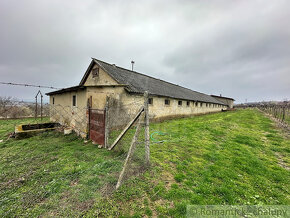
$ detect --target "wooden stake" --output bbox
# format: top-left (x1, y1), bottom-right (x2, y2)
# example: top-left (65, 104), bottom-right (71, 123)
top-left (116, 114), bottom-right (143, 189)
top-left (108, 106), bottom-right (144, 150)
top-left (144, 91), bottom-right (150, 166)
top-left (104, 96), bottom-right (109, 148)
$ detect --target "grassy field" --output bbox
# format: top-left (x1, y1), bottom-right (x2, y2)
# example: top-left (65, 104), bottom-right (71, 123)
top-left (0, 109), bottom-right (289, 217)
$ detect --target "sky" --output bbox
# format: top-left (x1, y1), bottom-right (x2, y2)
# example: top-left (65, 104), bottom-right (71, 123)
top-left (0, 0), bottom-right (289, 104)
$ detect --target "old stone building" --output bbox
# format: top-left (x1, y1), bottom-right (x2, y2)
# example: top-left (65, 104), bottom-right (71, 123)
top-left (46, 58), bottom-right (231, 142)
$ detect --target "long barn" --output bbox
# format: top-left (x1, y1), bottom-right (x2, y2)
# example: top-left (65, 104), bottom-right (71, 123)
top-left (46, 58), bottom-right (234, 141)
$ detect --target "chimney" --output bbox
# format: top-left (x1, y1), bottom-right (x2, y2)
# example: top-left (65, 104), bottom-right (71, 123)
top-left (131, 60), bottom-right (135, 71)
top-left (220, 94), bottom-right (222, 97)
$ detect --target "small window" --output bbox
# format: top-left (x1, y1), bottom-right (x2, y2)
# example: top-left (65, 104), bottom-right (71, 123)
top-left (52, 97), bottom-right (55, 105)
top-left (165, 99), bottom-right (170, 105)
top-left (206, 103), bottom-right (208, 107)
top-left (187, 101), bottom-right (190, 106)
top-left (201, 103), bottom-right (203, 107)
top-left (72, 95), bottom-right (76, 106)
top-left (92, 68), bottom-right (99, 78)
top-left (195, 102), bottom-right (198, 107)
top-left (148, 98), bottom-right (153, 105)
top-left (178, 100), bottom-right (182, 106)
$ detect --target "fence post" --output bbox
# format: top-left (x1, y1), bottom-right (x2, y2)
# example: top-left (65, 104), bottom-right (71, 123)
top-left (40, 94), bottom-right (43, 121)
top-left (144, 91), bottom-right (150, 166)
top-left (87, 99), bottom-right (91, 140)
top-left (35, 96), bottom-right (37, 119)
top-left (282, 106), bottom-right (285, 122)
top-left (104, 96), bottom-right (109, 149)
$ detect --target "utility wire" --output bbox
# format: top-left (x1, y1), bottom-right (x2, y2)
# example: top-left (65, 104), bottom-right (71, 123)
top-left (0, 82), bottom-right (61, 89)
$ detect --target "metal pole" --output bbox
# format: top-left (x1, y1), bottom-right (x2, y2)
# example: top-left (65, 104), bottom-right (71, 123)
top-left (40, 93), bottom-right (43, 120)
top-left (35, 96), bottom-right (37, 119)
top-left (131, 60), bottom-right (135, 71)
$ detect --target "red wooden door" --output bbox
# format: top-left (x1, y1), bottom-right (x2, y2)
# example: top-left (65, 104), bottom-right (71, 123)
top-left (89, 109), bottom-right (105, 145)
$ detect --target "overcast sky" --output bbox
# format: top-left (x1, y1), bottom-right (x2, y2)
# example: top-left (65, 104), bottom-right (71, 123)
top-left (0, 0), bottom-right (289, 103)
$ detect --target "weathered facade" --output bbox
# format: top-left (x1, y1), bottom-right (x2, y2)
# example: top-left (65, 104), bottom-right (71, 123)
top-left (47, 58), bottom-right (231, 139)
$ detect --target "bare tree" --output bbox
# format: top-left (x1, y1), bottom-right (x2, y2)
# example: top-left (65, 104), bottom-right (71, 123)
top-left (0, 96), bottom-right (16, 118)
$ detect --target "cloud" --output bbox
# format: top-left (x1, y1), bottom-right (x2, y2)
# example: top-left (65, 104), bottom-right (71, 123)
top-left (0, 0), bottom-right (289, 103)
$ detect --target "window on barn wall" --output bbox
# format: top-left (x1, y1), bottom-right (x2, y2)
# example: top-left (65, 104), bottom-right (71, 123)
top-left (72, 95), bottom-right (77, 107)
top-left (187, 101), bottom-right (190, 106)
top-left (52, 97), bottom-right (55, 105)
top-left (148, 98), bottom-right (153, 105)
top-left (178, 100), bottom-right (182, 106)
top-left (165, 99), bottom-right (170, 105)
top-left (92, 68), bottom-right (99, 78)
top-left (196, 102), bottom-right (198, 107)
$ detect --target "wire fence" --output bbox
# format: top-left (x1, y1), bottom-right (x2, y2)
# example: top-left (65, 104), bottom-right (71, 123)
top-left (257, 104), bottom-right (290, 126)
top-left (49, 104), bottom-right (88, 137)
top-left (0, 97), bottom-right (49, 119)
top-left (0, 97), bottom-right (50, 140)
top-left (104, 92), bottom-right (150, 189)
top-left (236, 102), bottom-right (290, 126)
top-left (0, 93), bottom-right (151, 189)
top-left (106, 97), bottom-right (143, 144)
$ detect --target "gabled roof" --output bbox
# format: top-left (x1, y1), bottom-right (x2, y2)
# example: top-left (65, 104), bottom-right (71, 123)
top-left (79, 58), bottom-right (226, 105)
top-left (47, 58), bottom-right (230, 105)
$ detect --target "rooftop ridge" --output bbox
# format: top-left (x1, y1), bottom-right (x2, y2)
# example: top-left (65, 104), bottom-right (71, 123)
top-left (92, 58), bottom-right (208, 96)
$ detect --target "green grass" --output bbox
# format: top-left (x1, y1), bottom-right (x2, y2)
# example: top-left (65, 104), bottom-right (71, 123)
top-left (0, 109), bottom-right (289, 217)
